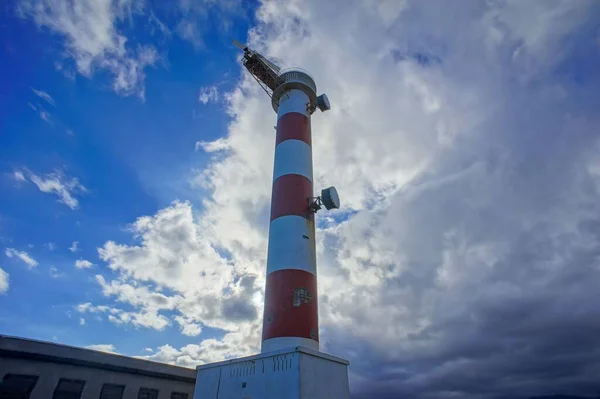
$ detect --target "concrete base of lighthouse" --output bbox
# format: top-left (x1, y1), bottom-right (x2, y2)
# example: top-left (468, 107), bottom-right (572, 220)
top-left (192, 346), bottom-right (350, 399)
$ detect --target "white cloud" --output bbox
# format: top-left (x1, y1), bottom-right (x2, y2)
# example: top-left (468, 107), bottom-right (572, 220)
top-left (103, 45), bottom-right (158, 100)
top-left (44, 242), bottom-right (56, 251)
top-left (13, 171), bottom-right (26, 182)
top-left (5, 248), bottom-right (38, 268)
top-left (76, 302), bottom-right (171, 331)
top-left (144, 347), bottom-right (153, 352)
top-left (75, 259), bottom-right (93, 269)
top-left (15, 168), bottom-right (86, 210)
top-left (96, 201), bottom-right (260, 333)
top-left (26, 101), bottom-right (52, 123)
top-left (0, 268), bottom-right (9, 294)
top-left (18, 0), bottom-right (158, 98)
top-left (198, 85), bottom-right (219, 104)
top-left (79, 318), bottom-right (85, 325)
top-left (85, 344), bottom-right (117, 354)
top-left (148, 10), bottom-right (171, 38)
top-left (39, 110), bottom-right (51, 122)
top-left (49, 266), bottom-right (64, 278)
top-left (139, 333), bottom-right (255, 367)
top-left (176, 19), bottom-right (202, 48)
top-left (31, 88), bottom-right (55, 106)
top-left (174, 315), bottom-right (202, 337)
top-left (194, 137), bottom-right (229, 153)
top-left (77, 1), bottom-right (600, 397)
top-left (174, 0), bottom-right (243, 48)
top-left (69, 241), bottom-right (79, 252)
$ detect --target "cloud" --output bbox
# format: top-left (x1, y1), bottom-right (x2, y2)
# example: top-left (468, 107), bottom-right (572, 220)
top-left (0, 268), bottom-right (9, 294)
top-left (194, 137), bottom-right (229, 153)
top-left (15, 168), bottom-right (86, 210)
top-left (96, 202), bottom-right (261, 332)
top-left (138, 334), bottom-right (254, 367)
top-left (44, 242), bottom-right (56, 251)
top-left (174, 0), bottom-right (244, 48)
top-left (79, 0), bottom-right (600, 397)
top-left (75, 259), bottom-right (93, 269)
top-left (49, 266), bottom-right (64, 278)
top-left (31, 88), bottom-right (55, 106)
top-left (174, 316), bottom-right (202, 337)
top-left (5, 248), bottom-right (38, 268)
top-left (26, 101), bottom-right (52, 123)
top-left (144, 347), bottom-right (153, 353)
top-left (103, 45), bottom-right (158, 100)
top-left (17, 0), bottom-right (158, 98)
top-left (230, 1), bottom-right (599, 398)
top-left (198, 85), bottom-right (219, 104)
top-left (69, 241), bottom-right (79, 252)
top-left (176, 19), bottom-right (202, 49)
top-left (85, 344), bottom-right (117, 354)
top-left (76, 302), bottom-right (171, 331)
top-left (79, 318), bottom-right (85, 326)
top-left (13, 171), bottom-right (26, 182)
top-left (39, 110), bottom-right (51, 122)
top-left (148, 10), bottom-right (171, 38)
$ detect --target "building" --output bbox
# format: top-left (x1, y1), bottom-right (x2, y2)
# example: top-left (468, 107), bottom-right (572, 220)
top-left (0, 335), bottom-right (195, 399)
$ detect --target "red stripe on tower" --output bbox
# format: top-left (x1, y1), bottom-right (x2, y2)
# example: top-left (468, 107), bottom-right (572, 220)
top-left (262, 86), bottom-right (319, 353)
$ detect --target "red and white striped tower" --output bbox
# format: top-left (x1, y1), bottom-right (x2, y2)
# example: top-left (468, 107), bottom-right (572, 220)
top-left (193, 43), bottom-right (348, 399)
top-left (261, 70), bottom-right (328, 353)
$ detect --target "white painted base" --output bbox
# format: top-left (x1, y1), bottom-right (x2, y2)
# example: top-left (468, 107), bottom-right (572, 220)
top-left (193, 347), bottom-right (350, 399)
top-left (261, 336), bottom-right (318, 353)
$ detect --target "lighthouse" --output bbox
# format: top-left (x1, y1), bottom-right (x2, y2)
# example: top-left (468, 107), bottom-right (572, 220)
top-left (262, 66), bottom-right (335, 354)
top-left (193, 41), bottom-right (349, 399)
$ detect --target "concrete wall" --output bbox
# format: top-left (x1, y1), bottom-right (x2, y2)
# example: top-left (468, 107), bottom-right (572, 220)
top-left (193, 346), bottom-right (349, 399)
top-left (299, 352), bottom-right (350, 399)
top-left (1, 358), bottom-right (195, 399)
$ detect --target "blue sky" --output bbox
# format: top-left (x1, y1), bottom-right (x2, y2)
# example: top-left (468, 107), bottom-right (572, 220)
top-left (2, 1), bottom-right (600, 398)
top-left (0, 0), bottom-right (256, 354)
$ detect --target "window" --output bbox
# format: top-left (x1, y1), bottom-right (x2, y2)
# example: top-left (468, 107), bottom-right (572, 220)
top-left (0, 374), bottom-right (39, 399)
top-left (53, 379), bottom-right (86, 399)
top-left (137, 388), bottom-right (158, 399)
top-left (99, 384), bottom-right (125, 399)
top-left (170, 392), bottom-right (188, 399)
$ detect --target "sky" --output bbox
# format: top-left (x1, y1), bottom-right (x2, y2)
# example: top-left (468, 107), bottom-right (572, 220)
top-left (1, 0), bottom-right (600, 398)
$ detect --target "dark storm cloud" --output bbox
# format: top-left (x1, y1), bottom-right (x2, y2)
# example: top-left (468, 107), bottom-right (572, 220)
top-left (313, 2), bottom-right (600, 397)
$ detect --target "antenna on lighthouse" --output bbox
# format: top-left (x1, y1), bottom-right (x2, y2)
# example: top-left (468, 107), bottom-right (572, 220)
top-left (309, 187), bottom-right (340, 212)
top-left (233, 40), bottom-right (282, 97)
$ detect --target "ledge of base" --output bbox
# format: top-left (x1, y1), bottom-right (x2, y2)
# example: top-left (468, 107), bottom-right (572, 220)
top-left (195, 346), bottom-right (349, 371)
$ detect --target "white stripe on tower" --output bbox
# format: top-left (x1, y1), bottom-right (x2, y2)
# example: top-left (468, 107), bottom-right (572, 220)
top-left (272, 139), bottom-right (313, 182)
top-left (262, 88), bottom-right (319, 353)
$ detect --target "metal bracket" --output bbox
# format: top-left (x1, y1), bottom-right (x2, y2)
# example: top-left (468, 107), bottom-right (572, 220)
top-left (308, 197), bottom-right (323, 213)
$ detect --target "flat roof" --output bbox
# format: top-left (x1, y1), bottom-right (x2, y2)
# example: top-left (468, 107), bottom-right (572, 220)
top-left (196, 345), bottom-right (349, 371)
top-left (0, 335), bottom-right (196, 384)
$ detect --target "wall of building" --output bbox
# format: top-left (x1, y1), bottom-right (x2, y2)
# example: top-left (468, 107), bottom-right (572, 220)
top-left (0, 336), bottom-right (196, 399)
top-left (1, 358), bottom-right (195, 399)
